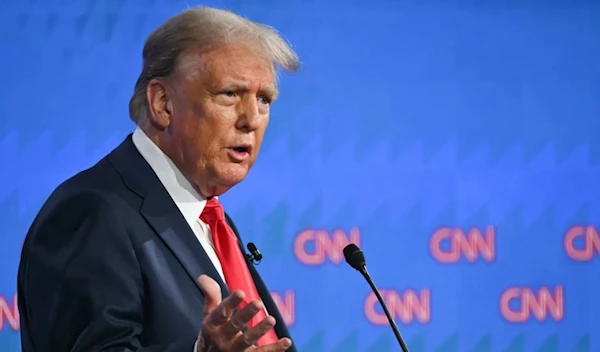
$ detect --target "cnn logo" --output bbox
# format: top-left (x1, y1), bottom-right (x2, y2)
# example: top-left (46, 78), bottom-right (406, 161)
top-left (271, 291), bottom-right (295, 327)
top-left (430, 226), bottom-right (495, 263)
top-left (294, 228), bottom-right (361, 266)
top-left (365, 289), bottom-right (431, 325)
top-left (0, 294), bottom-right (19, 332)
top-left (500, 286), bottom-right (564, 323)
top-left (564, 225), bottom-right (600, 261)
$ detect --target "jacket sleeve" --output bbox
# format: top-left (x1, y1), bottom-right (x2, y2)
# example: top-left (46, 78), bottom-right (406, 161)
top-left (18, 190), bottom-right (196, 352)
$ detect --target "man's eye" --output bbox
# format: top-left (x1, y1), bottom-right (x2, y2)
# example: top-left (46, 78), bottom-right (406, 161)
top-left (222, 91), bottom-right (236, 97)
top-left (258, 96), bottom-right (271, 105)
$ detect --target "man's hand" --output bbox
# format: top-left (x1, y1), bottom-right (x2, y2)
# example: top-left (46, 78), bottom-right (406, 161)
top-left (196, 275), bottom-right (292, 352)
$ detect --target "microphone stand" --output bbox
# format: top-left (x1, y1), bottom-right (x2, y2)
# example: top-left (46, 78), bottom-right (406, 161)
top-left (359, 266), bottom-right (409, 352)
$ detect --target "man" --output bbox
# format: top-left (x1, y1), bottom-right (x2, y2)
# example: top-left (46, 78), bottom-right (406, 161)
top-left (17, 6), bottom-right (299, 352)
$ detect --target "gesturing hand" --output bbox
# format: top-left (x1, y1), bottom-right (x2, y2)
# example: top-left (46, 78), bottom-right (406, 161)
top-left (196, 275), bottom-right (292, 352)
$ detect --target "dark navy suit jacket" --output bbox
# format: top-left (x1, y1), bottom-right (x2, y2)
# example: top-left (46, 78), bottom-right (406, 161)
top-left (17, 135), bottom-right (296, 352)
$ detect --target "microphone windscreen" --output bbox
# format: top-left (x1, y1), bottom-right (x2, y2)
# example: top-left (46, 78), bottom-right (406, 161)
top-left (343, 244), bottom-right (366, 271)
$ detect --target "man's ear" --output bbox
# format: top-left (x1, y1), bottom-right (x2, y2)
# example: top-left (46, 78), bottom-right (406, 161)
top-left (146, 78), bottom-right (173, 129)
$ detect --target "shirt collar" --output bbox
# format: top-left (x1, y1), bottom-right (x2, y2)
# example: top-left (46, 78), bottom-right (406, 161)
top-left (132, 127), bottom-right (207, 228)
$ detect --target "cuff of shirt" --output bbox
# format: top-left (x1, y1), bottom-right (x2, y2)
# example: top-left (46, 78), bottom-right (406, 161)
top-left (193, 340), bottom-right (198, 352)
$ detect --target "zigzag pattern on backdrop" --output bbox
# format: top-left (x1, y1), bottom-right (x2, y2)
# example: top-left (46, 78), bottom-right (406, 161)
top-left (2, 131), bottom-right (599, 225)
top-left (0, 131), bottom-right (125, 214)
top-left (229, 136), bottom-right (600, 227)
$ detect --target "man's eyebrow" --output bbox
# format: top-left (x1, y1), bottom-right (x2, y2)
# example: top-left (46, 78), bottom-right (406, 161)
top-left (261, 86), bottom-right (279, 99)
top-left (218, 82), bottom-right (247, 91)
top-left (219, 81), bottom-right (279, 98)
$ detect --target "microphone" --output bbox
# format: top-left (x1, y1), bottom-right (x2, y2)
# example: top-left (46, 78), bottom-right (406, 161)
top-left (343, 244), bottom-right (410, 352)
top-left (246, 242), bottom-right (262, 264)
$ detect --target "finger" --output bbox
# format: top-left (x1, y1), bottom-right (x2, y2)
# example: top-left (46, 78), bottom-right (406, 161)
top-left (221, 299), bottom-right (263, 339)
top-left (230, 315), bottom-right (277, 350)
top-left (198, 275), bottom-right (222, 318)
top-left (204, 290), bottom-right (246, 326)
top-left (248, 338), bottom-right (292, 352)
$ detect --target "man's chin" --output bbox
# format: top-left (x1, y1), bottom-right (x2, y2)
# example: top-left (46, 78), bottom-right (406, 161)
top-left (212, 166), bottom-right (249, 191)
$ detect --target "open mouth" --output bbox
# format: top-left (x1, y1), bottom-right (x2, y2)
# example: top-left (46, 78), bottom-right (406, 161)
top-left (227, 145), bottom-right (252, 161)
top-left (232, 146), bottom-right (249, 153)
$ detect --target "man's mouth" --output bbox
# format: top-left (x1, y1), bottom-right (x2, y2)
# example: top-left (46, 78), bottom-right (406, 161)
top-left (227, 145), bottom-right (252, 161)
top-left (231, 146), bottom-right (250, 153)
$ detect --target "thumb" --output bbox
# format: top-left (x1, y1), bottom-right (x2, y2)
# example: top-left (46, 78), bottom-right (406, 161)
top-left (198, 274), bottom-right (222, 317)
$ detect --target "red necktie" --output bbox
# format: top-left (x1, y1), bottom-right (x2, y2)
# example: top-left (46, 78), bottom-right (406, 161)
top-left (200, 197), bottom-right (279, 346)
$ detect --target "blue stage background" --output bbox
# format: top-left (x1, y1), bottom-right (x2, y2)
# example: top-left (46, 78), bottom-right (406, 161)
top-left (1, 0), bottom-right (599, 351)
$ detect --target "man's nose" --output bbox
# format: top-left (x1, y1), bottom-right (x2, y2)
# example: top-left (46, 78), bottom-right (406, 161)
top-left (236, 96), bottom-right (262, 132)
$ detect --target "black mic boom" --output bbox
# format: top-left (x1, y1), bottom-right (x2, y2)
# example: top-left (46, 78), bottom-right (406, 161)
top-left (343, 244), bottom-right (410, 352)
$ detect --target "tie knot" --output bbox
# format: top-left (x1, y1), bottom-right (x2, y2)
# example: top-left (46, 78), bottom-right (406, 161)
top-left (200, 197), bottom-right (225, 223)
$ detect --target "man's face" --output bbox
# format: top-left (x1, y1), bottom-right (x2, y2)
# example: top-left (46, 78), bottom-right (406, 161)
top-left (150, 43), bottom-right (277, 197)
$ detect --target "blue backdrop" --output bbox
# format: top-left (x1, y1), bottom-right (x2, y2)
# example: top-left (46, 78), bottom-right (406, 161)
top-left (1, 1), bottom-right (599, 351)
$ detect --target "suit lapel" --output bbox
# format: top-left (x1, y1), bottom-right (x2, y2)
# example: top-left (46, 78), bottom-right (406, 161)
top-left (108, 135), bottom-right (230, 298)
top-left (225, 214), bottom-right (297, 352)
top-left (140, 191), bottom-right (230, 298)
top-left (247, 262), bottom-right (296, 351)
